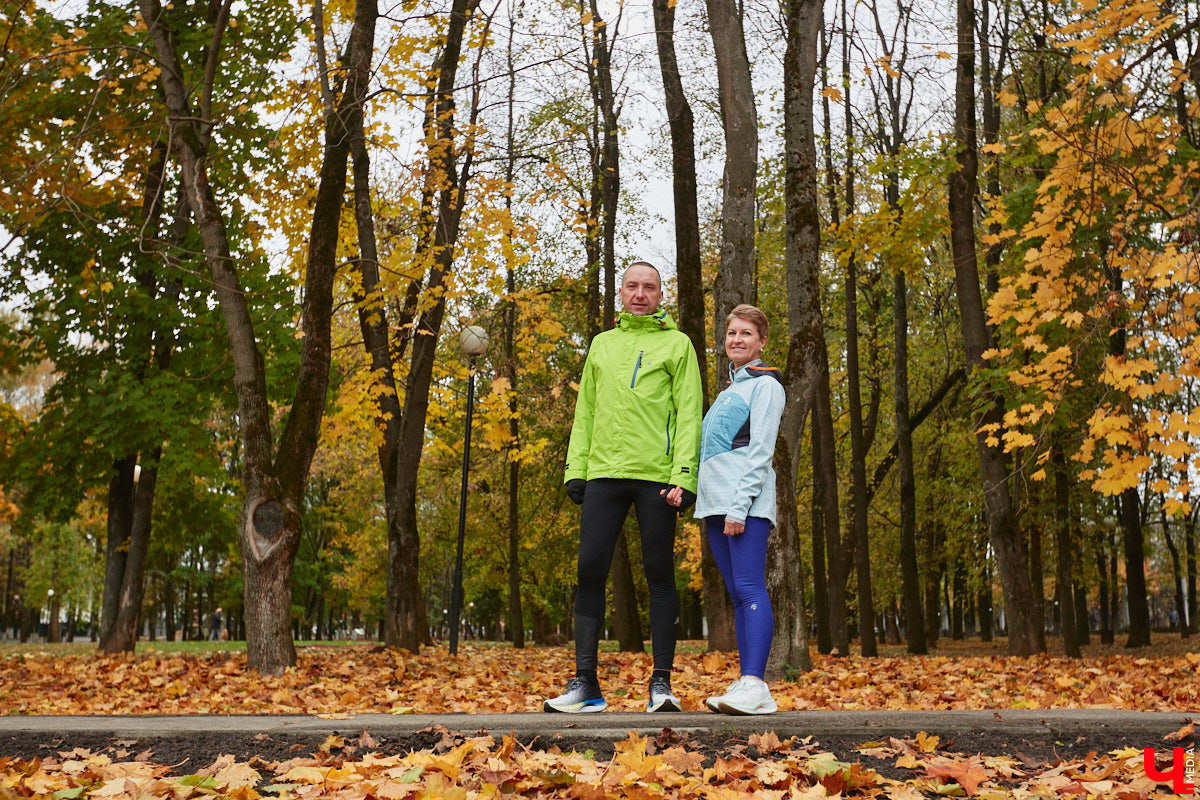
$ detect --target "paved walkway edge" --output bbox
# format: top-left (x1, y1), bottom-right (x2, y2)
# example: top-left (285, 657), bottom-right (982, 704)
top-left (0, 710), bottom-right (1193, 741)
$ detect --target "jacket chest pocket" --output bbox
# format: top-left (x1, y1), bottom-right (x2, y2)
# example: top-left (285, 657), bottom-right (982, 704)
top-left (629, 351), bottom-right (671, 390)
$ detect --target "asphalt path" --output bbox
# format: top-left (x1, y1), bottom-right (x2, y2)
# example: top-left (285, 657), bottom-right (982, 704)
top-left (0, 709), bottom-right (1191, 742)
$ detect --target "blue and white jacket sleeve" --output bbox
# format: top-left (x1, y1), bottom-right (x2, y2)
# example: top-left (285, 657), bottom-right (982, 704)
top-left (725, 378), bottom-right (786, 525)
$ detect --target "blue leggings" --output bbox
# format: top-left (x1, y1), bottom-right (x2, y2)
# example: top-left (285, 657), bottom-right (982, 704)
top-left (706, 515), bottom-right (773, 678)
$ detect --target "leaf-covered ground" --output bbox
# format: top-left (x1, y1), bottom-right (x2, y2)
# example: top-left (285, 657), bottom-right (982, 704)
top-left (2, 723), bottom-right (1194, 799)
top-left (1, 640), bottom-right (1197, 714)
top-left (1, 640), bottom-right (1196, 798)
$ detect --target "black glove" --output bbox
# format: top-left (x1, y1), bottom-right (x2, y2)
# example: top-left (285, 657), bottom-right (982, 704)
top-left (678, 488), bottom-right (697, 514)
top-left (566, 479), bottom-right (586, 505)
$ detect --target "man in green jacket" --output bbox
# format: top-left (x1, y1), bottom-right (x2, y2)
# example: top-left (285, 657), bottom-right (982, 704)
top-left (544, 261), bottom-right (703, 713)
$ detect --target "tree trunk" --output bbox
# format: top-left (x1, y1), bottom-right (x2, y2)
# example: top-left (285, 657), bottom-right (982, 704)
top-left (587, 0), bottom-right (620, 329)
top-left (105, 449), bottom-right (162, 653)
top-left (1054, 448), bottom-right (1080, 657)
top-left (611, 528), bottom-right (644, 652)
top-left (923, 519), bottom-right (942, 648)
top-left (813, 351), bottom-right (849, 654)
top-left (99, 141), bottom-right (172, 655)
top-left (99, 456), bottom-right (137, 648)
top-left (652, 0), bottom-right (731, 653)
top-left (893, 267), bottom-right (923, 654)
top-left (1096, 531), bottom-right (1114, 644)
top-left (1029, 514), bottom-right (1044, 639)
top-left (1120, 488), bottom-right (1151, 646)
top-left (948, 0), bottom-right (1042, 655)
top-left (583, 0), bottom-right (643, 646)
top-left (651, 0), bottom-right (708, 408)
top-left (706, 0), bottom-right (758, 375)
top-left (501, 8), bottom-right (523, 650)
top-left (810, 423), bottom-right (831, 653)
top-left (385, 0), bottom-right (478, 652)
top-left (137, 0), bottom-right (377, 673)
top-left (1161, 510), bottom-right (1187, 637)
top-left (978, 546), bottom-right (993, 642)
top-left (764, 0), bottom-right (823, 678)
top-left (1186, 512), bottom-right (1197, 634)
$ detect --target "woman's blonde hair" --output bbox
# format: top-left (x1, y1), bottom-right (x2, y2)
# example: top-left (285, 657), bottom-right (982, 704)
top-left (727, 304), bottom-right (769, 340)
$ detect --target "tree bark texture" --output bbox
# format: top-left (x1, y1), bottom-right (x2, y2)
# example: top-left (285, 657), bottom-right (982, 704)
top-left (706, 0), bottom-right (758, 379)
top-left (99, 455), bottom-right (137, 650)
top-left (948, 0), bottom-right (1042, 656)
top-left (1120, 488), bottom-right (1151, 646)
top-left (765, 0), bottom-right (824, 676)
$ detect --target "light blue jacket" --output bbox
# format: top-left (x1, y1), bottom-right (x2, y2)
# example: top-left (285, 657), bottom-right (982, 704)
top-left (694, 360), bottom-right (786, 526)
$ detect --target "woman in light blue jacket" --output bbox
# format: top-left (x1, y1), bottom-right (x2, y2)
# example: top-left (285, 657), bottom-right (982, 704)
top-left (693, 304), bottom-right (784, 714)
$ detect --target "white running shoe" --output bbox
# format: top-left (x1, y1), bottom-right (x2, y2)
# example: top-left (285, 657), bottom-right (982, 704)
top-left (715, 676), bottom-right (777, 715)
top-left (706, 679), bottom-right (744, 712)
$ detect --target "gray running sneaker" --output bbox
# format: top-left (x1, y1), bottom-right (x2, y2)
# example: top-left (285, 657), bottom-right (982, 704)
top-left (647, 674), bottom-right (681, 712)
top-left (544, 675), bottom-right (607, 713)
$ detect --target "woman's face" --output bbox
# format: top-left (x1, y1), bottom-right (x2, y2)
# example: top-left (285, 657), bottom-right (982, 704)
top-left (725, 316), bottom-right (765, 369)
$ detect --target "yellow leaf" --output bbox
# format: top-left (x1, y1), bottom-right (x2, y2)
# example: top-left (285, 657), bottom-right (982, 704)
top-left (916, 732), bottom-right (940, 753)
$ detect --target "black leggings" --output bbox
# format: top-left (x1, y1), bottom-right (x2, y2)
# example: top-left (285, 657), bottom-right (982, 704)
top-left (574, 478), bottom-right (680, 674)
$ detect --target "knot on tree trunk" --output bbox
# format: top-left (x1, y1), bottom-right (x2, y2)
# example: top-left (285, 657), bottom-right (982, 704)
top-left (252, 499), bottom-right (285, 540)
top-left (246, 497), bottom-right (290, 563)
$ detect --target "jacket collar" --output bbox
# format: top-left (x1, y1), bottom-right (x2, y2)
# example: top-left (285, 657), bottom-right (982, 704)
top-left (729, 359), bottom-right (764, 382)
top-left (617, 309), bottom-right (677, 331)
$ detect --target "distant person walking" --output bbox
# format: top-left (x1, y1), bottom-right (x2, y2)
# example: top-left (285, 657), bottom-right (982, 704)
top-left (544, 261), bottom-right (703, 713)
top-left (210, 607), bottom-right (223, 642)
top-left (679, 304), bottom-right (784, 715)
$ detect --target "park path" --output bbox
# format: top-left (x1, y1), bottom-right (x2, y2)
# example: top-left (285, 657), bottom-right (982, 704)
top-left (0, 709), bottom-right (1190, 740)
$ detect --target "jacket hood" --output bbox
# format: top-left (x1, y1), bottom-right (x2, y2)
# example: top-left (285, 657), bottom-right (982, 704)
top-left (618, 309), bottom-right (678, 331)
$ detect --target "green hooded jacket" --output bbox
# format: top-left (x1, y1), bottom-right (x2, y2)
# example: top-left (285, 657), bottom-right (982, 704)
top-left (564, 310), bottom-right (703, 493)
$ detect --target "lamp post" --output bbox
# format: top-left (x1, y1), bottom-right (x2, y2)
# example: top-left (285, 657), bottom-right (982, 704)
top-left (450, 325), bottom-right (488, 656)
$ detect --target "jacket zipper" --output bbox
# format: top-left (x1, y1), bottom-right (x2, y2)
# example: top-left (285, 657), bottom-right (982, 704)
top-left (665, 412), bottom-right (671, 455)
top-left (630, 350), bottom-right (644, 388)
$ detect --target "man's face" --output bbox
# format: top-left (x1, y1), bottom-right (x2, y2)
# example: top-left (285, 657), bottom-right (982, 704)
top-left (619, 265), bottom-right (662, 316)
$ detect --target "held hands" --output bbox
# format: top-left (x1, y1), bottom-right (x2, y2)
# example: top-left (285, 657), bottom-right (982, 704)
top-left (659, 485), bottom-right (696, 514)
